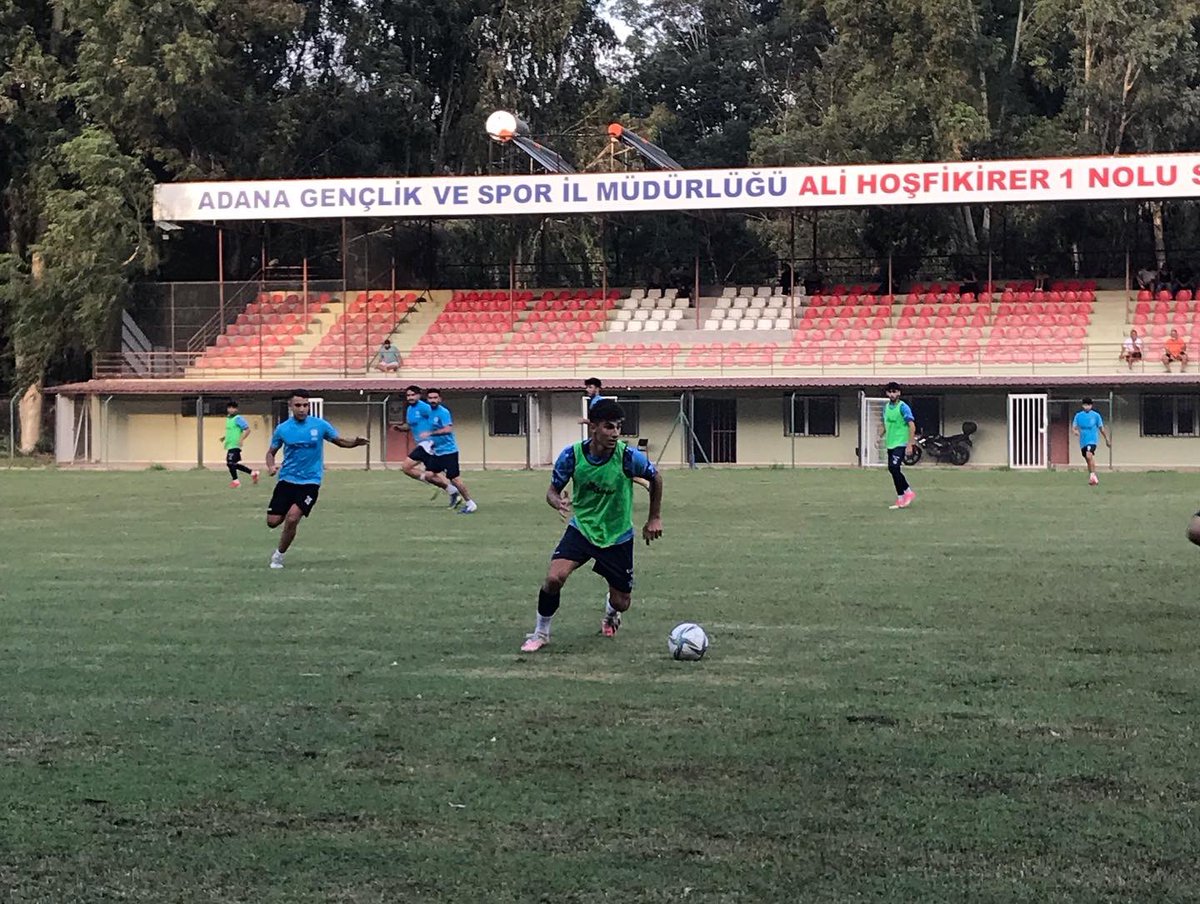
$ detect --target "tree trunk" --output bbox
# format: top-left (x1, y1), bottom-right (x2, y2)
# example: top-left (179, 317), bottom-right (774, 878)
top-left (1150, 200), bottom-right (1166, 270)
top-left (19, 250), bottom-right (48, 454)
top-left (18, 381), bottom-right (44, 455)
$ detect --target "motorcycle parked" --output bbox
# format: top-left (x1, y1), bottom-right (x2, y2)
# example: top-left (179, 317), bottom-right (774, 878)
top-left (904, 421), bottom-right (977, 466)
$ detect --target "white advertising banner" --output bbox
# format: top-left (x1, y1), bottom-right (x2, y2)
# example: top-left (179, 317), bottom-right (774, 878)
top-left (153, 154), bottom-right (1200, 222)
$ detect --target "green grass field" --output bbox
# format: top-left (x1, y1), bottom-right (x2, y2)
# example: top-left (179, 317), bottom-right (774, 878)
top-left (1, 467), bottom-right (1198, 903)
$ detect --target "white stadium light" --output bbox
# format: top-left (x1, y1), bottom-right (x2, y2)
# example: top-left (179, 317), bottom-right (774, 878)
top-left (485, 110), bottom-right (528, 143)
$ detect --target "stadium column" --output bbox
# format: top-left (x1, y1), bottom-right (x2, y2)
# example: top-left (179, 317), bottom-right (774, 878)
top-left (196, 395), bottom-right (204, 468)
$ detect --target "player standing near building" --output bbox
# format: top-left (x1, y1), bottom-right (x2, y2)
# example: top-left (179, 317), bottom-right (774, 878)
top-left (879, 382), bottom-right (916, 509)
top-left (224, 400), bottom-right (259, 488)
top-left (520, 399), bottom-right (663, 653)
top-left (265, 390), bottom-right (368, 569)
top-left (1072, 397), bottom-right (1110, 486)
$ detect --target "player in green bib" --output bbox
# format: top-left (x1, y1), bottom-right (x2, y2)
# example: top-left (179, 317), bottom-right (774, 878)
top-left (520, 399), bottom-right (664, 652)
top-left (879, 381), bottom-right (916, 509)
top-left (223, 400), bottom-right (258, 488)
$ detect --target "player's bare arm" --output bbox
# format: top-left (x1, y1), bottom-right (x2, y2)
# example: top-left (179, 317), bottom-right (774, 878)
top-left (547, 483), bottom-right (572, 520)
top-left (330, 436), bottom-right (368, 449)
top-left (642, 471), bottom-right (664, 544)
top-left (265, 441), bottom-right (282, 476)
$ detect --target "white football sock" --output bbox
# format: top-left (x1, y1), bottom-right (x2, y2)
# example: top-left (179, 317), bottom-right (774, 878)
top-left (605, 598), bottom-right (617, 617)
top-left (535, 614), bottom-right (553, 635)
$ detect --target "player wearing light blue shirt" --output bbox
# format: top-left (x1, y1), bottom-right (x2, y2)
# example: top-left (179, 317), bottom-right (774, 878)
top-left (392, 385), bottom-right (457, 503)
top-left (264, 390), bottom-right (367, 569)
top-left (425, 389), bottom-right (477, 513)
top-left (1071, 398), bottom-right (1110, 486)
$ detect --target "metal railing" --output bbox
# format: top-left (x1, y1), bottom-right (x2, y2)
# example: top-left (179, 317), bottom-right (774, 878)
top-left (90, 341), bottom-right (1192, 381)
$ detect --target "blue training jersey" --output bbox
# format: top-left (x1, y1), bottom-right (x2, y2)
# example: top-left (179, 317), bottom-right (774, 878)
top-left (552, 440), bottom-right (657, 544)
top-left (270, 416), bottom-right (339, 485)
top-left (406, 400), bottom-right (435, 445)
top-left (1073, 409), bottom-right (1104, 447)
top-left (429, 404), bottom-right (458, 454)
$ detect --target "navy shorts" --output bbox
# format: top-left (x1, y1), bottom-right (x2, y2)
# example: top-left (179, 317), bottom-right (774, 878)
top-left (552, 524), bottom-right (635, 593)
top-left (428, 452), bottom-right (460, 479)
top-left (408, 441), bottom-right (435, 466)
top-left (1081, 444), bottom-right (1098, 458)
top-left (268, 480), bottom-right (320, 517)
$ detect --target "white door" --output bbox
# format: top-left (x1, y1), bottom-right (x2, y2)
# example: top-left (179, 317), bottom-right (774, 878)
top-left (308, 397), bottom-right (325, 419)
top-left (1008, 393), bottom-right (1048, 469)
top-left (859, 395), bottom-right (888, 467)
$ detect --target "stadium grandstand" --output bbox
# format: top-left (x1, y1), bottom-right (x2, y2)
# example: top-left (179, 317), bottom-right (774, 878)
top-left (48, 147), bottom-right (1200, 472)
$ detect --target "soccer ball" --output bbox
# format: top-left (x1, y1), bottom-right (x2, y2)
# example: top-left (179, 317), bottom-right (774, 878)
top-left (1187, 513), bottom-right (1200, 546)
top-left (668, 622), bottom-right (709, 661)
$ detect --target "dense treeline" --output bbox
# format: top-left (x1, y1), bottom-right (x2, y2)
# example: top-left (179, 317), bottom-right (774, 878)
top-left (3, 0), bottom-right (1200, 402)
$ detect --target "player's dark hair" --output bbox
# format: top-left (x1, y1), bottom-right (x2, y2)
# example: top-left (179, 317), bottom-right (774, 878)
top-left (406, 384), bottom-right (422, 395)
top-left (426, 388), bottom-right (441, 396)
top-left (290, 389), bottom-right (310, 400)
top-left (584, 377), bottom-right (602, 389)
top-left (588, 399), bottom-right (625, 424)
top-left (1081, 396), bottom-right (1093, 405)
top-left (885, 381), bottom-right (901, 391)
top-left (226, 399), bottom-right (238, 409)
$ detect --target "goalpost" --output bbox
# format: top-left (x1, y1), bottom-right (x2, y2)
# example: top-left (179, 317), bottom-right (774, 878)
top-left (579, 393), bottom-right (708, 468)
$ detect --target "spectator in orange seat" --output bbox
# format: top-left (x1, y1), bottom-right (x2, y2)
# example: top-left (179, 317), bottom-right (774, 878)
top-left (1120, 329), bottom-right (1143, 370)
top-left (1163, 328), bottom-right (1188, 373)
top-left (376, 339), bottom-right (401, 373)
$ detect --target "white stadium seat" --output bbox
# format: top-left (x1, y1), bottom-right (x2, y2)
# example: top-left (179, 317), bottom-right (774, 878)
top-left (749, 297), bottom-right (767, 309)
top-left (663, 288), bottom-right (678, 299)
top-left (711, 309), bottom-right (726, 320)
top-left (616, 309), bottom-right (632, 321)
top-left (725, 308), bottom-right (743, 320)
top-left (716, 297), bottom-right (733, 310)
top-left (609, 320), bottom-right (626, 332)
top-left (629, 288), bottom-right (645, 299)
top-left (621, 297), bottom-right (638, 310)
top-left (756, 287), bottom-right (772, 297)
top-left (773, 317), bottom-right (791, 330)
top-left (703, 319), bottom-right (721, 330)
top-left (673, 298), bottom-right (689, 309)
top-left (733, 296), bottom-right (751, 309)
top-left (668, 309), bottom-right (685, 321)
top-left (643, 320), bottom-right (660, 332)
top-left (721, 287), bottom-right (736, 297)
top-left (660, 320), bottom-right (678, 332)
top-left (739, 287), bottom-right (755, 296)
top-left (626, 320), bottom-right (643, 332)
top-left (655, 297), bottom-right (674, 309)
top-left (756, 318), bottom-right (774, 329)
top-left (738, 319), bottom-right (757, 331)
top-left (650, 309), bottom-right (667, 321)
top-left (720, 320), bottom-right (737, 331)
top-left (645, 288), bottom-right (662, 299)
top-left (633, 309), bottom-right (650, 321)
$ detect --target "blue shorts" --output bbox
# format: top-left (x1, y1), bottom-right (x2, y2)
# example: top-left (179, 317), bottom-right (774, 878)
top-left (552, 524), bottom-right (635, 593)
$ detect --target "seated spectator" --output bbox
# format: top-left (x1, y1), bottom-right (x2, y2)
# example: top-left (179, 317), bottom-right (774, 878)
top-left (1163, 329), bottom-right (1188, 372)
top-left (376, 339), bottom-right (401, 373)
top-left (1136, 267), bottom-right (1159, 291)
top-left (1120, 329), bottom-right (1144, 370)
